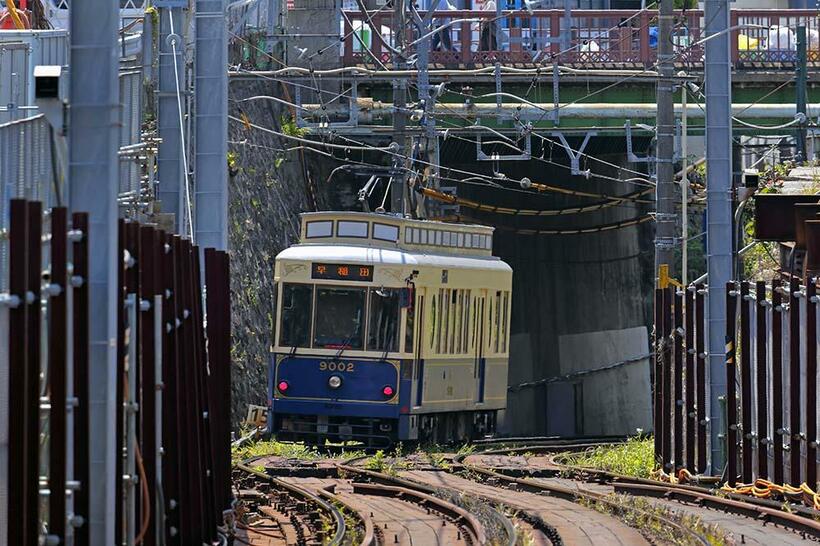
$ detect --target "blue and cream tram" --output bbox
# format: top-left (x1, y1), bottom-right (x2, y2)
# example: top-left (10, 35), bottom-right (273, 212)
top-left (269, 211), bottom-right (512, 446)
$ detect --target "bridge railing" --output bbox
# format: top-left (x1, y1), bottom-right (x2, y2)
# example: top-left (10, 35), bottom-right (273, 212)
top-left (340, 8), bottom-right (820, 67)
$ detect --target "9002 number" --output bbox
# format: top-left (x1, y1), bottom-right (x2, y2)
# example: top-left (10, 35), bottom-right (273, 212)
top-left (319, 361), bottom-right (355, 372)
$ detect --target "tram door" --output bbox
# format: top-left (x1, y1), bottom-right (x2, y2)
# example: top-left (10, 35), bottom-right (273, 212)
top-left (474, 291), bottom-right (487, 403)
top-left (413, 291), bottom-right (425, 407)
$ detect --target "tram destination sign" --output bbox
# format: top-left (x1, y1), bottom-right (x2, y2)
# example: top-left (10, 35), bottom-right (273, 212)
top-left (311, 263), bottom-right (373, 282)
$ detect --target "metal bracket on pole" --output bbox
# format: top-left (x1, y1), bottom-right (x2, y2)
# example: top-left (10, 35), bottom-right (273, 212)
top-left (476, 127), bottom-right (532, 161)
top-left (552, 130), bottom-right (596, 175)
top-left (294, 82), bottom-right (359, 128)
top-left (625, 119), bottom-right (653, 163)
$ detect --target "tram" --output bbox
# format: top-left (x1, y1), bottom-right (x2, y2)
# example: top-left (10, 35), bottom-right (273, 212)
top-left (268, 211), bottom-right (512, 447)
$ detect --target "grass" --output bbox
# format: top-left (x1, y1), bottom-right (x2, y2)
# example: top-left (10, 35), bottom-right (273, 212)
top-left (580, 493), bottom-right (728, 546)
top-left (561, 437), bottom-right (655, 479)
top-left (232, 438), bottom-right (366, 464)
top-left (363, 448), bottom-right (409, 476)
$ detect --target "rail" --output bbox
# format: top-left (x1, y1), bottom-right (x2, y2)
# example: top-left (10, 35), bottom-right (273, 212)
top-left (339, 8), bottom-right (820, 68)
top-left (235, 462), bottom-right (348, 546)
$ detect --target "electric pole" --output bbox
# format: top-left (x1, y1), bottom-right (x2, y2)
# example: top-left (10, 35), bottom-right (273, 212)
top-left (391, 0), bottom-right (408, 215)
top-left (655, 0), bottom-right (676, 282)
top-left (705, 0), bottom-right (733, 476)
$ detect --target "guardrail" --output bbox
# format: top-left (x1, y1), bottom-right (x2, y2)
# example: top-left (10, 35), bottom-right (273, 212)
top-left (340, 8), bottom-right (820, 67)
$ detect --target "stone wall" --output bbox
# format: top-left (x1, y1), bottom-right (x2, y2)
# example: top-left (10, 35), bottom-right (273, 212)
top-left (227, 78), bottom-right (359, 427)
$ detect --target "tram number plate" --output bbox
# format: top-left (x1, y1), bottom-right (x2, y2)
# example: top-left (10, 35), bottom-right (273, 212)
top-left (320, 361), bottom-right (355, 372)
top-left (312, 262), bottom-right (373, 282)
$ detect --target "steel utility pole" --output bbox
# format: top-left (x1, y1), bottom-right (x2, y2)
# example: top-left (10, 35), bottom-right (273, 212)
top-left (391, 0), bottom-right (408, 215)
top-left (194, 0), bottom-right (229, 252)
top-left (705, 0), bottom-right (733, 476)
top-left (157, 3), bottom-right (186, 234)
top-left (68, 0), bottom-right (119, 541)
top-left (655, 0), bottom-right (676, 283)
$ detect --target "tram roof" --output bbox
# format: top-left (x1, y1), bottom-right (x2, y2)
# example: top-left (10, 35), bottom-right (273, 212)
top-left (276, 244), bottom-right (512, 272)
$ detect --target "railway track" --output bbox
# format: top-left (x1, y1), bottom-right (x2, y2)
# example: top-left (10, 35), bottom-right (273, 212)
top-left (233, 437), bottom-right (820, 544)
top-left (232, 462), bottom-right (350, 545)
top-left (457, 442), bottom-right (820, 545)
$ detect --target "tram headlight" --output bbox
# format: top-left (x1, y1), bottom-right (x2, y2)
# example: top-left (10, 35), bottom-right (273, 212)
top-left (328, 375), bottom-right (343, 389)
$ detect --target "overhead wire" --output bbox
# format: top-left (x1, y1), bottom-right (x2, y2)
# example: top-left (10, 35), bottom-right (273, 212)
top-left (229, 5), bottom-right (816, 225)
top-left (229, 118), bottom-right (653, 208)
top-left (418, 185), bottom-right (654, 216)
top-left (438, 212), bottom-right (654, 235)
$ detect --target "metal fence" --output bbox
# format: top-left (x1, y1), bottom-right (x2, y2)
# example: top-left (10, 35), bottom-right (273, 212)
top-left (119, 70), bottom-right (143, 199)
top-left (654, 279), bottom-right (820, 494)
top-left (0, 116), bottom-right (57, 293)
top-left (0, 30), bottom-right (69, 123)
top-left (1, 198), bottom-right (233, 545)
top-left (340, 8), bottom-right (820, 67)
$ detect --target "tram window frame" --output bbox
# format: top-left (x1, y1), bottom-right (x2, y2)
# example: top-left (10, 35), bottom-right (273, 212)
top-left (443, 231), bottom-right (451, 246)
top-left (367, 287), bottom-right (400, 353)
top-left (305, 220), bottom-right (333, 239)
top-left (420, 230), bottom-right (428, 244)
top-left (279, 283), bottom-right (314, 348)
top-left (405, 226), bottom-right (412, 243)
top-left (337, 220), bottom-right (369, 238)
top-left (373, 223), bottom-right (400, 242)
top-left (434, 231), bottom-right (442, 245)
top-left (312, 286), bottom-right (367, 350)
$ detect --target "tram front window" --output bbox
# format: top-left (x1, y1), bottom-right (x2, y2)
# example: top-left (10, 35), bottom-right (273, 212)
top-left (280, 283), bottom-right (313, 347)
top-left (368, 287), bottom-right (399, 352)
top-left (313, 287), bottom-right (366, 349)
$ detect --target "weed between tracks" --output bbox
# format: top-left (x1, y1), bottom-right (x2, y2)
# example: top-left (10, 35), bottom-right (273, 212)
top-left (579, 493), bottom-right (728, 546)
top-left (363, 449), bottom-right (410, 475)
top-left (434, 488), bottom-right (515, 546)
top-left (232, 439), bottom-right (367, 463)
top-left (329, 501), bottom-right (365, 546)
top-left (561, 437), bottom-right (654, 478)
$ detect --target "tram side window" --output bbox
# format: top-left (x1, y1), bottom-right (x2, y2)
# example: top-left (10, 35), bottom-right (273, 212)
top-left (501, 291), bottom-right (509, 353)
top-left (368, 288), bottom-right (400, 352)
top-left (463, 291), bottom-right (471, 353)
top-left (279, 284), bottom-right (313, 348)
top-left (404, 296), bottom-right (415, 353)
top-left (494, 291), bottom-right (503, 353)
top-left (313, 287), bottom-right (366, 349)
top-left (453, 290), bottom-right (461, 354)
top-left (430, 295), bottom-right (437, 350)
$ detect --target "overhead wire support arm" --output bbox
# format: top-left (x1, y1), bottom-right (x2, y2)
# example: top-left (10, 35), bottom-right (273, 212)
top-left (552, 131), bottom-right (596, 177)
